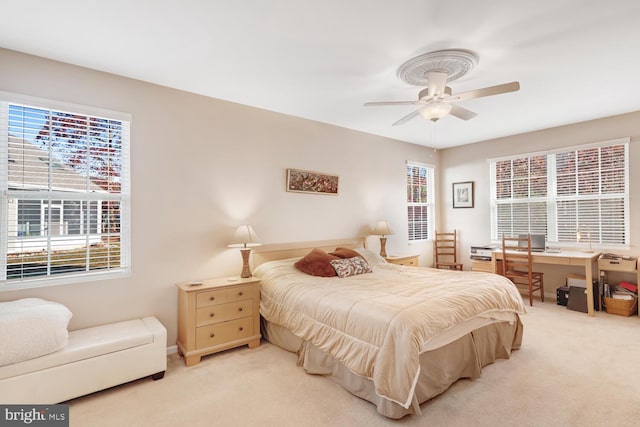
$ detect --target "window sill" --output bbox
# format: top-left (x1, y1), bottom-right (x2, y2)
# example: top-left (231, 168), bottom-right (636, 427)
top-left (0, 268), bottom-right (130, 292)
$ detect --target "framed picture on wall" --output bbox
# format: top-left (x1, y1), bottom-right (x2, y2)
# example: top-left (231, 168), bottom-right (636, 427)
top-left (452, 181), bottom-right (474, 208)
top-left (286, 168), bottom-right (339, 195)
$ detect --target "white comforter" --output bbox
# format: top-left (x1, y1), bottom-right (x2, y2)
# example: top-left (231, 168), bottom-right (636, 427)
top-left (255, 259), bottom-right (526, 408)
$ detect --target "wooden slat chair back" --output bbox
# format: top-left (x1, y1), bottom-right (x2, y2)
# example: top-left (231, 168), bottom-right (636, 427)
top-left (502, 234), bottom-right (544, 306)
top-left (434, 229), bottom-right (463, 270)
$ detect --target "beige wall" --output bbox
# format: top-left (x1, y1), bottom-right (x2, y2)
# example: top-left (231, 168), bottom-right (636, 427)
top-left (0, 48), bottom-right (437, 346)
top-left (439, 112), bottom-right (640, 290)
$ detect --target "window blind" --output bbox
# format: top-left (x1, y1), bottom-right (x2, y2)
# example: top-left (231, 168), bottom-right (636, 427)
top-left (1, 94), bottom-right (130, 288)
top-left (490, 139), bottom-right (629, 247)
top-left (407, 161), bottom-right (435, 241)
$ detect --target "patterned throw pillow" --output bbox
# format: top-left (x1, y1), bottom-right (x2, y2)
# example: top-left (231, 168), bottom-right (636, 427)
top-left (329, 256), bottom-right (373, 278)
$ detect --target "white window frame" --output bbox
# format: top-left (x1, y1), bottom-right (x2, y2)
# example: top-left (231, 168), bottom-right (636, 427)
top-left (0, 92), bottom-right (131, 291)
top-left (489, 138), bottom-right (630, 249)
top-left (406, 160), bottom-right (435, 242)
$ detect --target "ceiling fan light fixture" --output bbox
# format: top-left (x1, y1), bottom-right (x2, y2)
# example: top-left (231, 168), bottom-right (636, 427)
top-left (419, 102), bottom-right (452, 121)
top-left (364, 48), bottom-right (519, 126)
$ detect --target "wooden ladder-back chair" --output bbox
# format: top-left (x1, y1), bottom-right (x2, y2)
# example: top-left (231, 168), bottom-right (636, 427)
top-left (502, 234), bottom-right (544, 306)
top-left (434, 230), bottom-right (463, 270)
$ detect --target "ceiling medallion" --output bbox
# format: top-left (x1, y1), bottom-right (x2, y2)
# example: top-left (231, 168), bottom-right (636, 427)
top-left (397, 49), bottom-right (479, 86)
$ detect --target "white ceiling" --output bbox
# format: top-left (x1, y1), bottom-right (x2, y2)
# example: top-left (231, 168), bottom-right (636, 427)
top-left (2, 1), bottom-right (640, 149)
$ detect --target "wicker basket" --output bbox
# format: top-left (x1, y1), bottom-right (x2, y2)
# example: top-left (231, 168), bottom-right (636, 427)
top-left (603, 296), bottom-right (638, 316)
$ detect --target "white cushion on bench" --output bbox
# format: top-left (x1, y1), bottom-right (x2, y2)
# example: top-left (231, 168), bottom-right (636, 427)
top-left (0, 298), bottom-right (73, 366)
top-left (0, 319), bottom-right (153, 381)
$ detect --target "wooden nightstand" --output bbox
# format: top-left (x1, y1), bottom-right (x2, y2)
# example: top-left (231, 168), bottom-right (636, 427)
top-left (471, 259), bottom-right (503, 274)
top-left (385, 254), bottom-right (419, 267)
top-left (176, 276), bottom-right (261, 366)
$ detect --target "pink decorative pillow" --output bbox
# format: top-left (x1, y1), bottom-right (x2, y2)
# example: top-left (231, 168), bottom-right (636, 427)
top-left (330, 257), bottom-right (373, 278)
top-left (294, 248), bottom-right (340, 277)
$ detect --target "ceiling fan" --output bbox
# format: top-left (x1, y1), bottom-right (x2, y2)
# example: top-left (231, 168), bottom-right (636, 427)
top-left (364, 49), bottom-right (520, 125)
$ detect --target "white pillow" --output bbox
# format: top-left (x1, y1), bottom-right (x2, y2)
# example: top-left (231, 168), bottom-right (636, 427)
top-left (355, 247), bottom-right (387, 266)
top-left (0, 298), bottom-right (73, 366)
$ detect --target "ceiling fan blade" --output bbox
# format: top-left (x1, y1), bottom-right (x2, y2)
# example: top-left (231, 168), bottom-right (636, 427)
top-left (363, 100), bottom-right (423, 106)
top-left (449, 104), bottom-right (477, 120)
top-left (427, 71), bottom-right (448, 97)
top-left (392, 110), bottom-right (420, 126)
top-left (450, 81), bottom-right (520, 102)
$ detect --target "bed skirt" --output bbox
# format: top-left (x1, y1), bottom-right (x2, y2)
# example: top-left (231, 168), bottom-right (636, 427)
top-left (261, 316), bottom-right (523, 419)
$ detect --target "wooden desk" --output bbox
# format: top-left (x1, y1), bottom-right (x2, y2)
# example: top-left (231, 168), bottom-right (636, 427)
top-left (492, 250), bottom-right (601, 316)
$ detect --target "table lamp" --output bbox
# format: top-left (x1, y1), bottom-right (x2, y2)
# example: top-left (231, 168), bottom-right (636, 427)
top-left (372, 220), bottom-right (392, 258)
top-left (577, 225), bottom-right (593, 253)
top-left (228, 225), bottom-right (262, 278)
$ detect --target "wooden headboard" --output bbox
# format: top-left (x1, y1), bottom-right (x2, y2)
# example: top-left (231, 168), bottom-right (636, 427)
top-left (252, 237), bottom-right (367, 266)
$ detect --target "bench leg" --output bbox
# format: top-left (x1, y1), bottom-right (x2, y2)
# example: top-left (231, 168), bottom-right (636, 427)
top-left (152, 371), bottom-right (165, 381)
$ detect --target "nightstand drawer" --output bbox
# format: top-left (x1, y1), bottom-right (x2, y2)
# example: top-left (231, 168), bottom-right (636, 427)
top-left (385, 255), bottom-right (419, 267)
top-left (196, 284), bottom-right (255, 308)
top-left (472, 260), bottom-right (492, 272)
top-left (398, 257), bottom-right (418, 266)
top-left (196, 299), bottom-right (254, 326)
top-left (196, 317), bottom-right (254, 349)
top-left (196, 289), bottom-right (227, 308)
top-left (226, 284), bottom-right (255, 302)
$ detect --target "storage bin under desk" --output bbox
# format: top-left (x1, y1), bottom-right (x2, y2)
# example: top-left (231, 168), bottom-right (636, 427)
top-left (597, 257), bottom-right (639, 318)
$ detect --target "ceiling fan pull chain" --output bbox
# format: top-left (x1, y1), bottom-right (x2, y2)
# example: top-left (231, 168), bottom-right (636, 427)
top-left (431, 121), bottom-right (437, 151)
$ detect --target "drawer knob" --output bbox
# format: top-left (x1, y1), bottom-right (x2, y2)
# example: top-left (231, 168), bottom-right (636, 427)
top-left (238, 327), bottom-right (244, 331)
top-left (210, 313), bottom-right (215, 317)
top-left (238, 307), bottom-right (243, 312)
top-left (238, 291), bottom-right (243, 296)
top-left (209, 333), bottom-right (215, 338)
top-left (209, 296), bottom-right (215, 301)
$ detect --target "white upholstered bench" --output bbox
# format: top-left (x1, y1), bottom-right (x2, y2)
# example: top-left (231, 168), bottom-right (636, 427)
top-left (0, 316), bottom-right (167, 404)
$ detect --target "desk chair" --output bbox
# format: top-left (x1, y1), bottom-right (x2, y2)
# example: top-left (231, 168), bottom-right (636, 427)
top-left (434, 230), bottom-right (463, 270)
top-left (502, 234), bottom-right (544, 306)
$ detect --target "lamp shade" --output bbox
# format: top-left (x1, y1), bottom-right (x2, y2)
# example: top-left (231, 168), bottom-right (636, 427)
top-left (419, 101), bottom-right (452, 122)
top-left (372, 221), bottom-right (392, 237)
top-left (228, 225), bottom-right (262, 248)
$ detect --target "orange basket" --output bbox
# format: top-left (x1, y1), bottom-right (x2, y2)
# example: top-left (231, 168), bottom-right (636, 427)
top-left (603, 296), bottom-right (638, 316)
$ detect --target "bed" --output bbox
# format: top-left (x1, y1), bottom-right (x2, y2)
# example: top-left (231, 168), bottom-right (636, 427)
top-left (253, 239), bottom-right (526, 419)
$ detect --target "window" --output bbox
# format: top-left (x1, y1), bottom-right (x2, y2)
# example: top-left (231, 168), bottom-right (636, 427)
top-left (1, 93), bottom-right (130, 289)
top-left (490, 138), bottom-right (629, 247)
top-left (406, 161), bottom-right (435, 241)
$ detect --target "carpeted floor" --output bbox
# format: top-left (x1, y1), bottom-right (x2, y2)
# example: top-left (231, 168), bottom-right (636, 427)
top-left (68, 301), bottom-right (640, 426)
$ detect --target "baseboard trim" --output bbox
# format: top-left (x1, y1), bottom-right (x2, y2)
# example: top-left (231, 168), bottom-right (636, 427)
top-left (166, 345), bottom-right (178, 355)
